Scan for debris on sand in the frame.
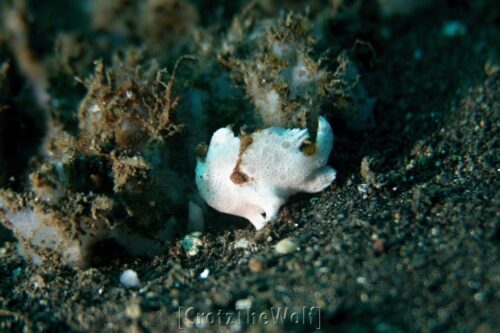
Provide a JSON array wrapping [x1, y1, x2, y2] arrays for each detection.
[[120, 269, 140, 289]]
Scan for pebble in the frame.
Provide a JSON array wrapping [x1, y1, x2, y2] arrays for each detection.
[[233, 239, 252, 251], [275, 238, 298, 254], [235, 298, 252, 310], [120, 269, 140, 288], [248, 257, 265, 272], [373, 239, 385, 254], [32, 274, 46, 289], [181, 232, 203, 256], [474, 292, 486, 302], [125, 302, 141, 320], [356, 276, 368, 285], [199, 268, 210, 279]]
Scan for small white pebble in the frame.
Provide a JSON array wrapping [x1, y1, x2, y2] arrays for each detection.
[[474, 292, 486, 302], [199, 268, 210, 279], [275, 238, 298, 254], [235, 298, 252, 310], [233, 239, 251, 250], [194, 317, 209, 329], [356, 276, 368, 285], [120, 269, 140, 288], [125, 302, 141, 319]]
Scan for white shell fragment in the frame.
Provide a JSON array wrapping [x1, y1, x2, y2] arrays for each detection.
[[196, 116, 336, 230], [120, 269, 140, 288], [275, 237, 299, 254]]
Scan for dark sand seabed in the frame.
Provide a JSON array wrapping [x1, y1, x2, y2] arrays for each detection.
[[0, 1, 499, 332]]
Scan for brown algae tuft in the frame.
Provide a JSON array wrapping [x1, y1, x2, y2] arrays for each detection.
[[0, 56, 189, 267]]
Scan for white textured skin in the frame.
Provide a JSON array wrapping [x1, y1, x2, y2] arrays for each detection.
[[196, 116, 336, 230]]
